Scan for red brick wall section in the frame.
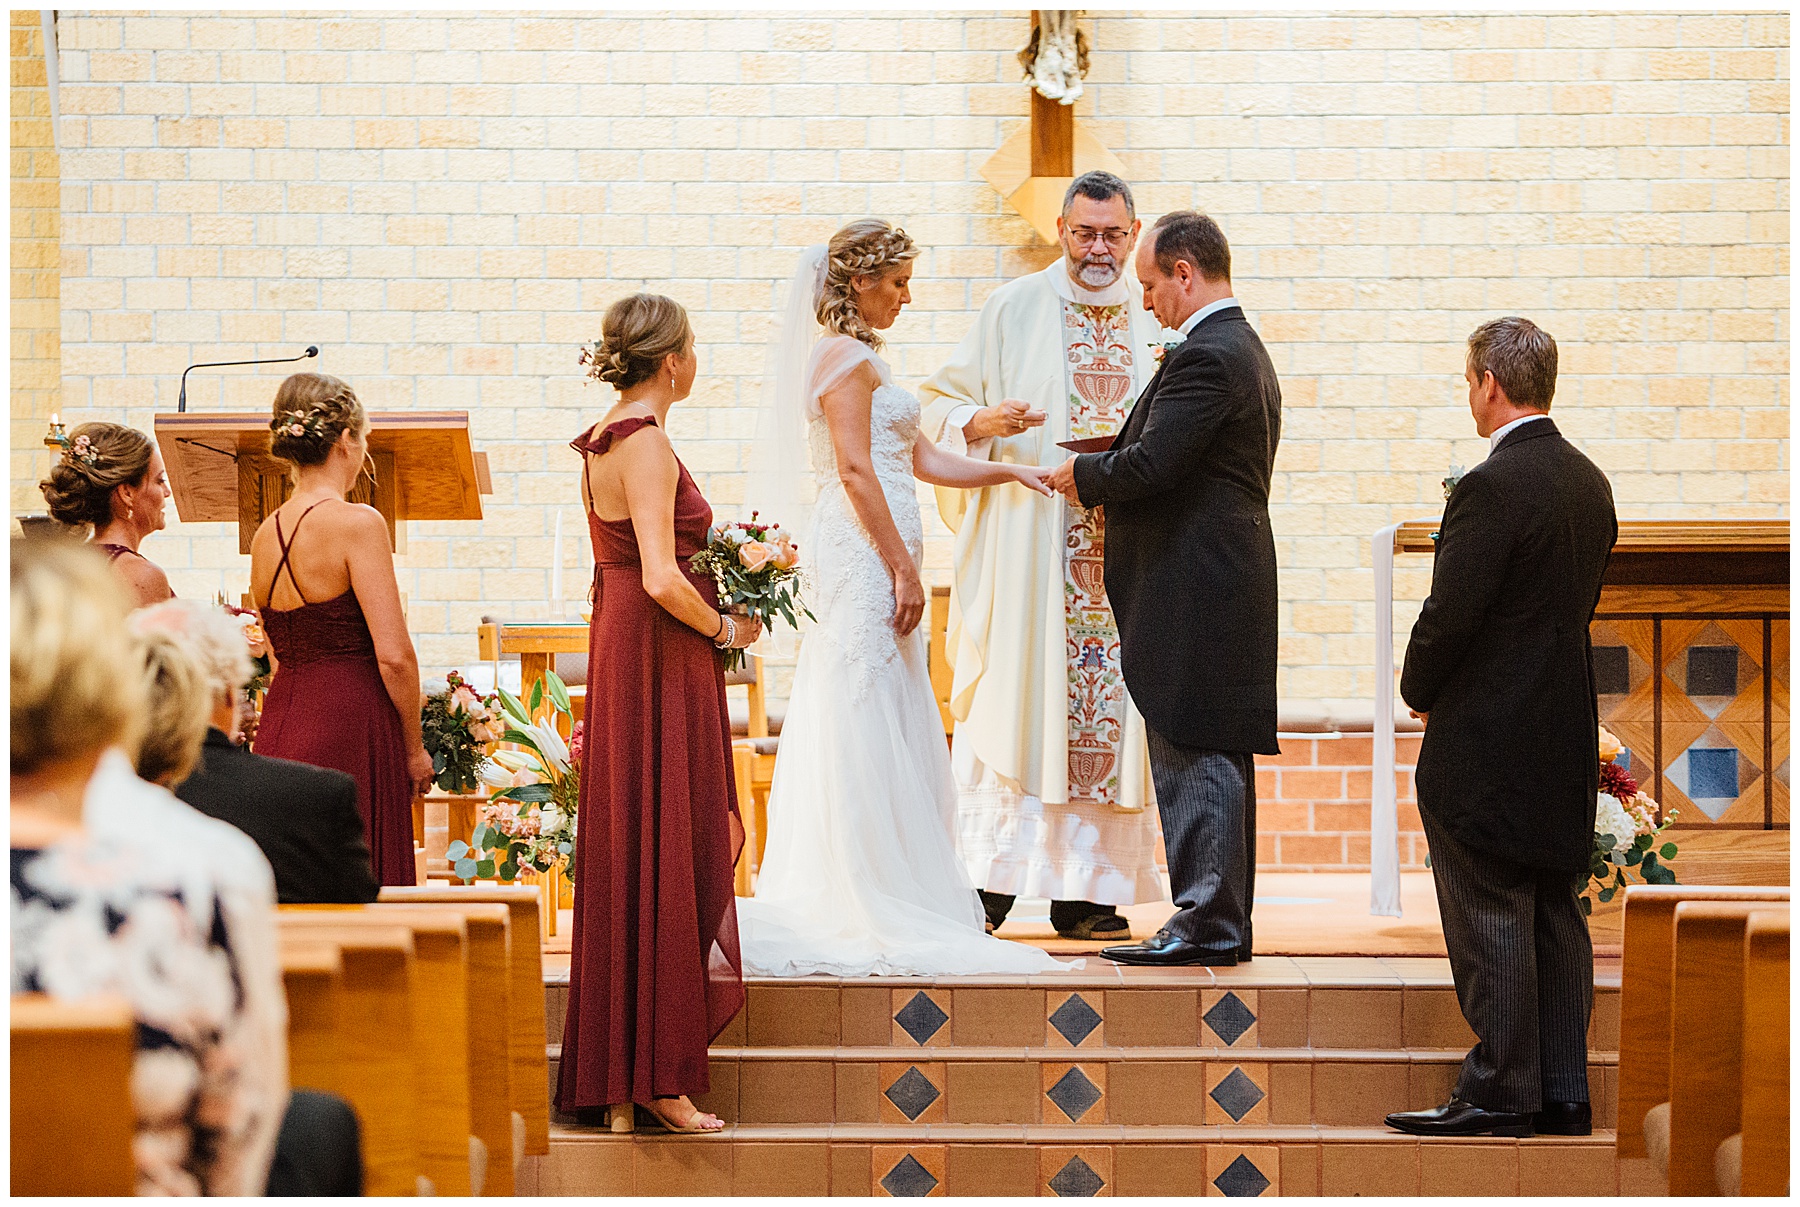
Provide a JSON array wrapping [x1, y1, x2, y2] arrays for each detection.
[[1254, 735, 1425, 872]]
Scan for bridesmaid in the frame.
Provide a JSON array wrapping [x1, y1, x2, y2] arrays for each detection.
[[557, 294, 761, 1134], [38, 421, 175, 607], [248, 373, 432, 885]]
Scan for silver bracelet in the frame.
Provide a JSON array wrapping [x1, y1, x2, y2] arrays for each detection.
[[713, 614, 736, 649]]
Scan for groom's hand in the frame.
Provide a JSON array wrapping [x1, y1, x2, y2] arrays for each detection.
[[1045, 456, 1082, 504]]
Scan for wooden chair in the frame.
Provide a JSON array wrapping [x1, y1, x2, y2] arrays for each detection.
[[11, 994, 136, 1196], [1734, 909, 1789, 1195], [727, 655, 778, 893], [1616, 884, 1789, 1161], [272, 923, 420, 1196], [929, 584, 953, 735], [1654, 900, 1790, 1194], [379, 884, 551, 1159], [281, 908, 474, 1196]]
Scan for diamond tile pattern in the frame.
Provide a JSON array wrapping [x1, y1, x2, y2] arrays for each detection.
[[1208, 1066, 1266, 1122], [880, 1154, 939, 1197], [1045, 1066, 1103, 1122], [1593, 645, 1629, 696], [1213, 1153, 1271, 1197], [1048, 994, 1102, 1046], [894, 992, 949, 1044], [1047, 1156, 1106, 1197], [883, 1067, 941, 1122], [1203, 991, 1257, 1046]]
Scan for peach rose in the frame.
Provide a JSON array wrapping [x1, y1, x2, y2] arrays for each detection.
[[772, 540, 799, 570], [738, 540, 774, 572], [1597, 725, 1622, 764]]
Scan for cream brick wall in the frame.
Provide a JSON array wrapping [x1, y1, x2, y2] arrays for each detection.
[[34, 10, 1790, 701], [12, 10, 61, 514]]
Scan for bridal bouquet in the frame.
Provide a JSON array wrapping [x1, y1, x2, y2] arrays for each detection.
[[421, 670, 504, 794], [219, 600, 272, 697], [1579, 724, 1680, 914], [453, 670, 581, 883], [688, 511, 811, 672]]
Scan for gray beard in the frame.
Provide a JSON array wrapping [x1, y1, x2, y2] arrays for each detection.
[[1073, 258, 1120, 289]]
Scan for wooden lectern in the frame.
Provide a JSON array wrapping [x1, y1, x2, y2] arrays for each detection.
[[153, 412, 492, 552]]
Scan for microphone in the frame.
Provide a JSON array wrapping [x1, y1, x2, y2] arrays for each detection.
[[177, 346, 319, 412]]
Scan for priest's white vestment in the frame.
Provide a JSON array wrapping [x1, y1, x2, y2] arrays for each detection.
[[920, 261, 1172, 905]]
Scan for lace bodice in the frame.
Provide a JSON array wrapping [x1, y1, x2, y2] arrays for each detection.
[[805, 378, 924, 697]]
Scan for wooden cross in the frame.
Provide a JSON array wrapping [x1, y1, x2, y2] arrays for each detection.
[[1029, 11, 1075, 177]]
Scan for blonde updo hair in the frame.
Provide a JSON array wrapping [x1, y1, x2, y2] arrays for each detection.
[[586, 294, 694, 390], [269, 372, 366, 467], [816, 219, 919, 350], [129, 626, 213, 788], [38, 422, 156, 530], [11, 539, 147, 775]]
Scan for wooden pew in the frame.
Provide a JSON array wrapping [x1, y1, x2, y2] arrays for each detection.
[[1657, 901, 1789, 1194], [1735, 909, 1789, 1195], [11, 994, 136, 1196], [1616, 884, 1789, 1159], [281, 909, 474, 1196], [273, 920, 420, 1196], [379, 884, 551, 1158], [280, 939, 345, 1096]]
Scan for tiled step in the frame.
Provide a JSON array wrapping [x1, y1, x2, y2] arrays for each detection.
[[520, 1122, 1625, 1196], [544, 971, 1622, 1056], [546, 1045, 1621, 1131]]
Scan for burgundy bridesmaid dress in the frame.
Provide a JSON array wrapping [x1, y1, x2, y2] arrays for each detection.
[[556, 416, 745, 1112], [253, 502, 416, 887]]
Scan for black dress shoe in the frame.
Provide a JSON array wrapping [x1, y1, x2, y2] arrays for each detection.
[[1533, 1100, 1591, 1136], [1100, 930, 1236, 966], [1384, 1097, 1533, 1137]]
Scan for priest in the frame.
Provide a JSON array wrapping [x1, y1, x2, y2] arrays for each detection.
[[919, 171, 1175, 940]]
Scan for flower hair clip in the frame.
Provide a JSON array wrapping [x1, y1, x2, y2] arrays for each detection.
[[61, 433, 102, 467], [273, 408, 331, 442]]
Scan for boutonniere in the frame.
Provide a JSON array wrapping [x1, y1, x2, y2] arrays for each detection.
[[1441, 464, 1466, 501], [1150, 338, 1184, 365]]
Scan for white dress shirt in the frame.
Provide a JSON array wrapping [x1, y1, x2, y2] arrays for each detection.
[[1178, 295, 1240, 336], [1488, 412, 1550, 452]]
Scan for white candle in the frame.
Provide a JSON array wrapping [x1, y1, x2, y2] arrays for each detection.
[[551, 508, 564, 618]]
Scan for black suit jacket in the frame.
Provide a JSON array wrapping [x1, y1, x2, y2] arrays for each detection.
[[1401, 419, 1617, 872], [176, 728, 379, 904], [1071, 304, 1283, 755]]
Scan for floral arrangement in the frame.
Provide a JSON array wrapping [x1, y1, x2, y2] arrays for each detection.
[[1442, 464, 1466, 501], [61, 432, 101, 466], [1580, 724, 1679, 914], [688, 511, 811, 672], [451, 671, 581, 883], [1150, 337, 1184, 364], [221, 602, 273, 698], [272, 408, 330, 442], [420, 670, 504, 794]]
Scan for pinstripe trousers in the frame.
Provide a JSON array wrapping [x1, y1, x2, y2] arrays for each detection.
[[1420, 806, 1592, 1112], [1145, 729, 1256, 958]]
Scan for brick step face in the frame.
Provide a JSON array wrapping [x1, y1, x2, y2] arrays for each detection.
[[521, 1128, 1629, 1196], [544, 982, 1622, 1055]]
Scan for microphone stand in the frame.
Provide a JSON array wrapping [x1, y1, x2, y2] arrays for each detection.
[[177, 346, 320, 412]]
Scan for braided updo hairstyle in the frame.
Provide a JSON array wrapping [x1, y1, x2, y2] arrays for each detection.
[[584, 294, 694, 391], [816, 219, 919, 350], [268, 372, 366, 467], [39, 422, 156, 531]]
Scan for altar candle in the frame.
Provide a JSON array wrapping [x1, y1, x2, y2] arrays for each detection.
[[551, 508, 564, 617]]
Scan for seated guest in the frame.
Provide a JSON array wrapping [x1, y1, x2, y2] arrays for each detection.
[[135, 599, 378, 904], [10, 539, 284, 1194], [38, 420, 176, 608]]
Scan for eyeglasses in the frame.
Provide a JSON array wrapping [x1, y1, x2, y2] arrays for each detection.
[[1067, 227, 1133, 249]]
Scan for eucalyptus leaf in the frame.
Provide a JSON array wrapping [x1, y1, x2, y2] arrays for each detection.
[[454, 856, 479, 880], [447, 840, 470, 860], [1598, 885, 1616, 902], [475, 857, 496, 879], [1660, 842, 1678, 859], [499, 860, 518, 881]]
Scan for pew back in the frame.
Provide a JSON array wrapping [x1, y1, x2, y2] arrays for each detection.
[[10, 994, 136, 1196], [1616, 883, 1788, 1157], [379, 884, 550, 1154], [1739, 909, 1789, 1196], [279, 940, 345, 1096]]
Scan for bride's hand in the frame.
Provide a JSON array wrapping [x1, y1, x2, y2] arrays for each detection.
[[1010, 464, 1058, 498], [891, 563, 926, 637]]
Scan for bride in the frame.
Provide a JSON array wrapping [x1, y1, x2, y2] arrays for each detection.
[[738, 220, 1079, 976]]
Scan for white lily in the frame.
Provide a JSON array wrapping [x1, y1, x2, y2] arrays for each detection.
[[525, 719, 571, 775], [477, 760, 514, 789], [490, 748, 540, 773]]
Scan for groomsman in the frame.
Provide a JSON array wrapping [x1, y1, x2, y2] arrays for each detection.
[[1047, 211, 1282, 966], [1386, 318, 1616, 1138]]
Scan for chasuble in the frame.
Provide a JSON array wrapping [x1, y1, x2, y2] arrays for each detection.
[[920, 260, 1176, 905]]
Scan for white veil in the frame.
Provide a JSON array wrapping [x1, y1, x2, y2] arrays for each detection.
[[744, 244, 830, 541]]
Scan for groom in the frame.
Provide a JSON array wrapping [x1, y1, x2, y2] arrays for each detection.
[[1046, 211, 1281, 966]]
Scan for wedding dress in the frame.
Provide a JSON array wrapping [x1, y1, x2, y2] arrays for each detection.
[[737, 333, 1075, 977]]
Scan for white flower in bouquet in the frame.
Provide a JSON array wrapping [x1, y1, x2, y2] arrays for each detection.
[[523, 719, 571, 774], [1595, 792, 1637, 854], [490, 748, 539, 773], [478, 761, 514, 790], [539, 805, 561, 833]]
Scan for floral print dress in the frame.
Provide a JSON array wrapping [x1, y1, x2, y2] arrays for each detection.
[[11, 834, 278, 1196]]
